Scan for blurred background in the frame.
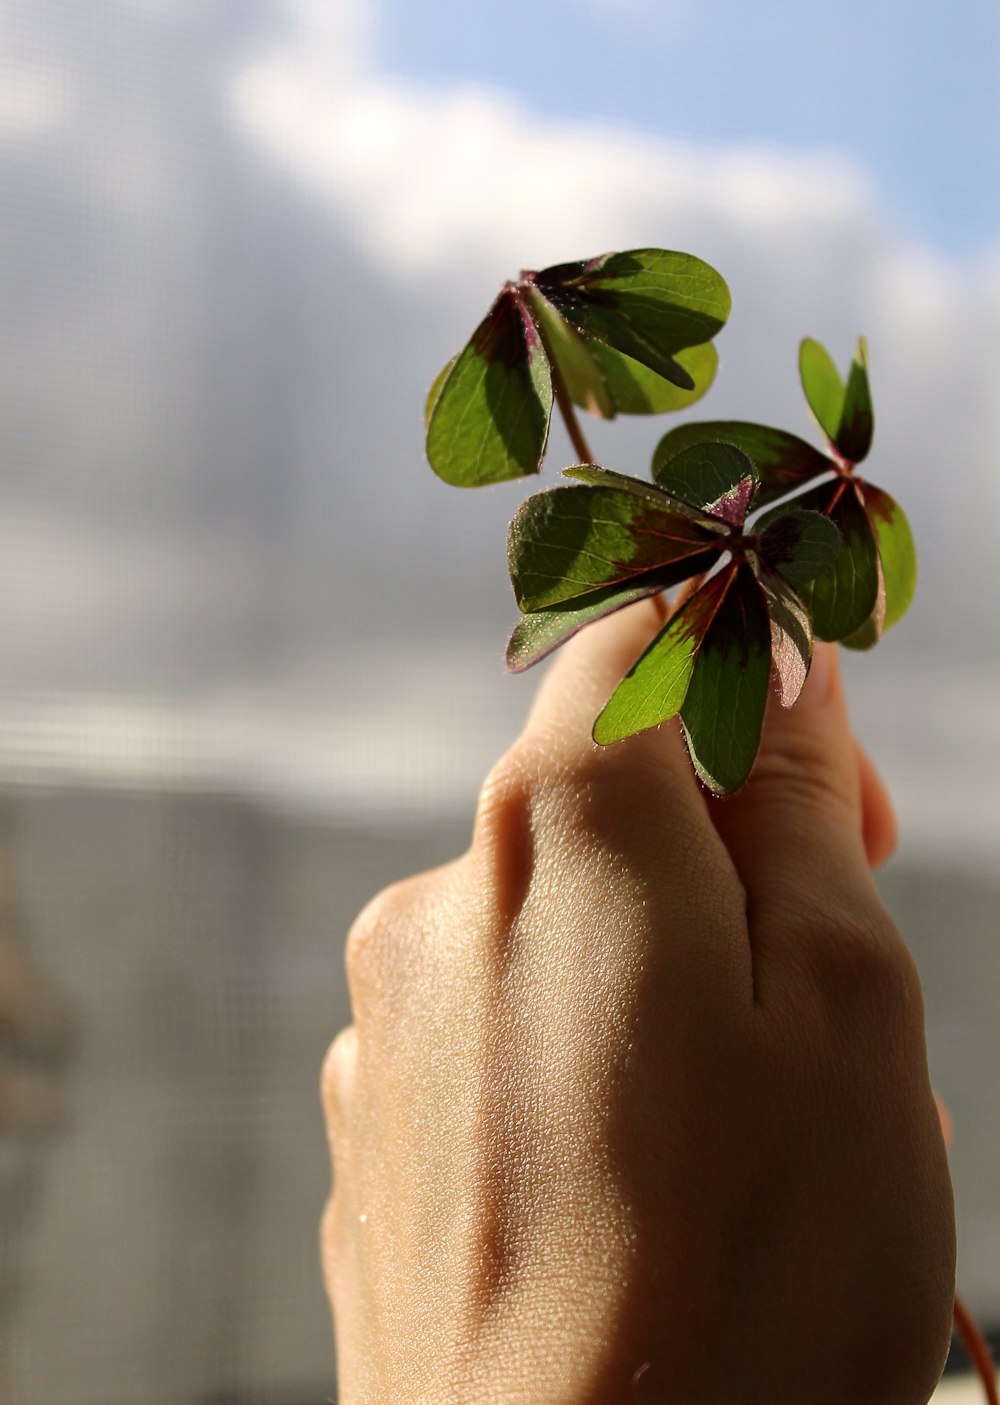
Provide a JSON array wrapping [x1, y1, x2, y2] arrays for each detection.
[[0, 0, 998, 1400]]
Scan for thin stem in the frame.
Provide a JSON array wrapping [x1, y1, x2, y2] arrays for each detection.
[[522, 303, 594, 464], [954, 1292, 999, 1405], [551, 361, 595, 465]]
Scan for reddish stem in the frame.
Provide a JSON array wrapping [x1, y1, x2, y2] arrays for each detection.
[[521, 290, 595, 465], [556, 388, 594, 463], [954, 1291, 999, 1405], [550, 358, 594, 464]]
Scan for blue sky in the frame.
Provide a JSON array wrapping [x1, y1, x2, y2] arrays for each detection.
[[375, 0, 1000, 258]]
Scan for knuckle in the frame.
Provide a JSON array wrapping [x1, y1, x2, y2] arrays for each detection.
[[753, 758, 857, 837], [473, 738, 613, 869], [807, 904, 923, 1027], [320, 1025, 357, 1123], [472, 745, 542, 925], [344, 875, 422, 994], [754, 722, 854, 798], [476, 738, 603, 831], [473, 746, 537, 841]]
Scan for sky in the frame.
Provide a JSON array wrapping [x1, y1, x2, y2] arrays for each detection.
[[373, 0, 1000, 260], [1, 0, 1000, 841]]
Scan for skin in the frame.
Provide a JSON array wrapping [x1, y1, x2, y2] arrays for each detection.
[[322, 598, 956, 1405]]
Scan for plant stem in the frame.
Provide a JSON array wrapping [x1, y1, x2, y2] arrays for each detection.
[[514, 277, 594, 463], [551, 367, 595, 464], [954, 1292, 999, 1405], [529, 320, 594, 464]]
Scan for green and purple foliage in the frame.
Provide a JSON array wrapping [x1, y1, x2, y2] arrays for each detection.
[[424, 249, 916, 794]]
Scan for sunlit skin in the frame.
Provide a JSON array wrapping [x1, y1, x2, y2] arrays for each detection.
[[322, 602, 955, 1405]]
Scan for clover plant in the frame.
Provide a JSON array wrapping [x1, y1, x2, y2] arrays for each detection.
[[424, 248, 913, 795], [422, 246, 996, 1399]]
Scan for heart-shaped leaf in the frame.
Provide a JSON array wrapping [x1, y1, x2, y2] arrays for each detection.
[[505, 561, 714, 672], [535, 249, 730, 386], [760, 573, 812, 707], [799, 337, 844, 446], [520, 286, 614, 419], [523, 285, 718, 419], [680, 565, 772, 794], [653, 420, 831, 508], [863, 483, 916, 630], [840, 543, 887, 652], [792, 481, 880, 641], [651, 441, 758, 525], [508, 482, 720, 612], [561, 463, 727, 530], [837, 338, 874, 463], [592, 567, 736, 745], [426, 288, 552, 486], [425, 354, 457, 428], [799, 336, 873, 463], [757, 507, 842, 589], [577, 339, 718, 416]]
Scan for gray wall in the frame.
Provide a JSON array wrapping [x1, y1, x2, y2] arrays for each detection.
[[1, 782, 996, 1404]]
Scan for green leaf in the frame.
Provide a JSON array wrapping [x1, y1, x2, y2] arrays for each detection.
[[505, 567, 707, 673], [793, 481, 880, 641], [757, 507, 842, 589], [653, 420, 831, 509], [522, 284, 717, 419], [799, 336, 874, 463], [592, 567, 735, 744], [837, 338, 874, 463], [535, 248, 730, 387], [426, 288, 552, 486], [424, 355, 457, 428], [840, 532, 887, 652], [520, 286, 614, 419], [840, 601, 883, 651], [507, 482, 720, 612], [863, 483, 916, 630], [650, 441, 757, 525], [799, 337, 845, 445], [579, 340, 718, 416], [760, 573, 812, 708], [561, 463, 727, 530], [680, 565, 772, 794]]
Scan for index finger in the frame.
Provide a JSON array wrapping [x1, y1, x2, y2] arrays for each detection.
[[488, 598, 751, 994], [521, 594, 694, 796]]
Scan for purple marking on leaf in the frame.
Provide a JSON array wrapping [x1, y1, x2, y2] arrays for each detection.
[[861, 479, 894, 526], [534, 252, 611, 290], [676, 563, 739, 648], [711, 474, 755, 526], [471, 289, 533, 369], [509, 285, 542, 356]]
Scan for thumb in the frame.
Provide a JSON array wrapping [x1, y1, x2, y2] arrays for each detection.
[[708, 642, 876, 927]]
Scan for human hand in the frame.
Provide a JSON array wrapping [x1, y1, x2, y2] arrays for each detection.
[[322, 598, 955, 1405]]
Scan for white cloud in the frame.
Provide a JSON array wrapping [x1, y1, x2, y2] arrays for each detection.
[[230, 8, 874, 286]]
